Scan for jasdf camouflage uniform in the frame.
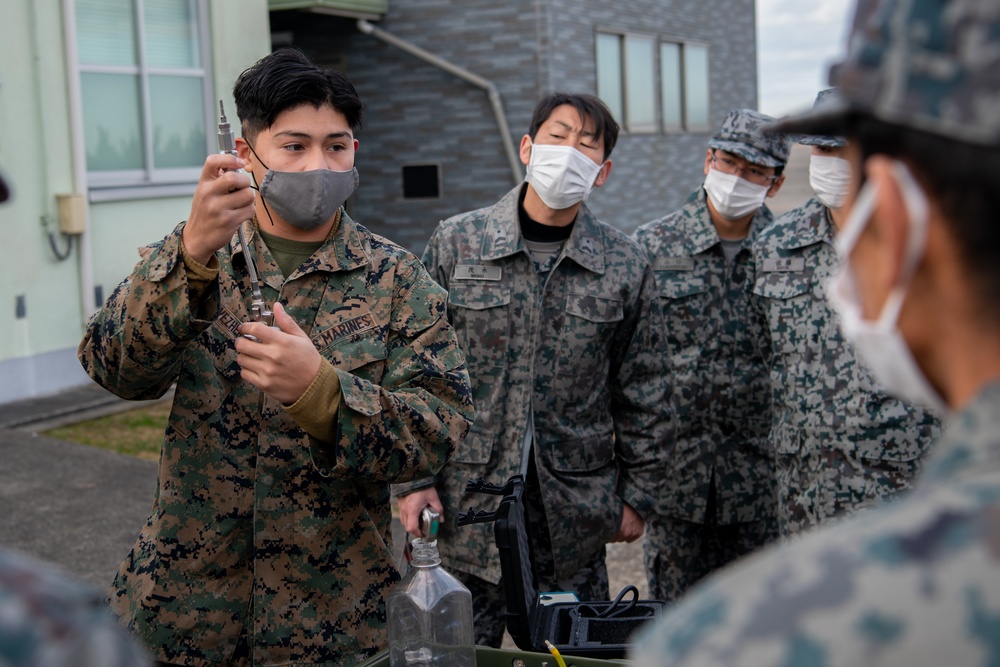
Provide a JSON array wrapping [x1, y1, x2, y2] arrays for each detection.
[[751, 198, 939, 535], [631, 0, 1000, 662], [632, 109, 788, 602], [634, 191, 777, 602], [0, 548, 150, 666], [78, 212, 473, 666], [398, 184, 672, 643], [630, 379, 1000, 666]]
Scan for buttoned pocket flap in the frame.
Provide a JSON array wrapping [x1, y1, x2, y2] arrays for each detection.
[[452, 428, 495, 465], [752, 271, 812, 300], [546, 435, 614, 473], [565, 293, 624, 323], [658, 278, 709, 300], [447, 281, 512, 311]]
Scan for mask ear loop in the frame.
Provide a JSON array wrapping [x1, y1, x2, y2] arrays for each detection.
[[245, 141, 276, 227]]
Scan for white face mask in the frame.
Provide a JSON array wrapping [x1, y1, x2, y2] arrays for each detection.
[[809, 154, 852, 210], [703, 168, 770, 220], [525, 142, 604, 210], [826, 160, 947, 414]]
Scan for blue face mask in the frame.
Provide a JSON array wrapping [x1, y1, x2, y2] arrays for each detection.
[[248, 143, 359, 230]]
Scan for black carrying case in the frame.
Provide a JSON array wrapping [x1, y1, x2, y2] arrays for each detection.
[[459, 475, 664, 660]]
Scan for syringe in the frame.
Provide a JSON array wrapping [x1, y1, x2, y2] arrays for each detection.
[[217, 100, 272, 326]]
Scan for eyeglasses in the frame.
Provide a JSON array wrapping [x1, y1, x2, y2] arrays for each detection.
[[710, 151, 779, 187]]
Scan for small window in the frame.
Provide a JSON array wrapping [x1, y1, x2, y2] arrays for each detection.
[[596, 33, 624, 123], [402, 164, 441, 199], [660, 40, 711, 133], [596, 32, 657, 133], [660, 42, 683, 132], [684, 44, 711, 130], [76, 0, 212, 191]]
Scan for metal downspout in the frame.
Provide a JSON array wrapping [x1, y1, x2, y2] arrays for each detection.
[[356, 19, 523, 186]]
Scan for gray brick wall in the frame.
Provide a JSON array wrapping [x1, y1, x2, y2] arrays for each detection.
[[269, 0, 758, 254]]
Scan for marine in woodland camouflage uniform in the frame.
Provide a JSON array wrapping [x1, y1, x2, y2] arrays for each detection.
[[78, 50, 473, 666], [632, 109, 788, 602], [631, 0, 1000, 663], [0, 548, 150, 667], [395, 94, 672, 646], [750, 91, 939, 536]]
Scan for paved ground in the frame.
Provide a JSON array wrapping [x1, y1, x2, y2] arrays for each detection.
[[0, 383, 650, 600]]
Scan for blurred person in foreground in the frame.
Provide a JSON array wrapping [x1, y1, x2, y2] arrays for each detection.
[[631, 0, 1000, 663]]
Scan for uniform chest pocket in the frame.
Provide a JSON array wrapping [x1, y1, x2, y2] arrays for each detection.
[[447, 280, 512, 374], [752, 271, 815, 356], [554, 293, 624, 383], [314, 309, 389, 385], [657, 275, 711, 356]]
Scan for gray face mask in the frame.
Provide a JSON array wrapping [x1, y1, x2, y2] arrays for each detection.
[[248, 143, 359, 230]]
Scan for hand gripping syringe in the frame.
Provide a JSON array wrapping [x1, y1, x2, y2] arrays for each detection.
[[217, 100, 273, 326]]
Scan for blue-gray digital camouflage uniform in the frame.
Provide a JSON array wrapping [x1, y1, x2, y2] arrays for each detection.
[[751, 196, 939, 535], [0, 548, 150, 667], [632, 109, 787, 602], [631, 0, 1000, 663], [78, 211, 473, 666], [399, 184, 671, 622]]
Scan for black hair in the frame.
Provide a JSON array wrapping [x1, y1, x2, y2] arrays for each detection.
[[527, 93, 620, 160], [233, 47, 363, 142], [849, 115, 1000, 318]]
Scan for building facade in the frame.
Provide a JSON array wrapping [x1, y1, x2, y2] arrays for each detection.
[[0, 0, 758, 405]]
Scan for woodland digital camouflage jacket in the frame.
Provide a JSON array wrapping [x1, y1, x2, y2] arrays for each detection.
[[750, 197, 938, 534], [402, 185, 672, 584], [633, 188, 776, 527], [78, 212, 473, 666]]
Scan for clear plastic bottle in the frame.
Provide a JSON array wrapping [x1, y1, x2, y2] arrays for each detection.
[[387, 538, 475, 667]]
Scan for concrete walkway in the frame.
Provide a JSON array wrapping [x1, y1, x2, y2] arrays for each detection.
[[0, 383, 650, 600]]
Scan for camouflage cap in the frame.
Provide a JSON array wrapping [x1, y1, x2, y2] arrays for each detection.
[[796, 89, 848, 148], [708, 108, 790, 168], [774, 0, 1000, 147]]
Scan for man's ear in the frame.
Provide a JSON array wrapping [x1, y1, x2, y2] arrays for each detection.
[[519, 135, 533, 166], [766, 174, 786, 198], [867, 156, 911, 290], [235, 136, 251, 162], [703, 149, 714, 176], [594, 160, 613, 188]]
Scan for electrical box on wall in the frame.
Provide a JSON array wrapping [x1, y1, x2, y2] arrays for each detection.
[[56, 193, 87, 235]]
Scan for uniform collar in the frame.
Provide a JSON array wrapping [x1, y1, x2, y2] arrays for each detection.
[[774, 197, 837, 251], [481, 185, 607, 275], [682, 188, 772, 256], [230, 208, 368, 288]]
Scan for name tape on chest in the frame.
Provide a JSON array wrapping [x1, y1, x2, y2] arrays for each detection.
[[653, 256, 695, 271], [313, 312, 377, 349], [452, 264, 503, 281], [762, 257, 806, 273]]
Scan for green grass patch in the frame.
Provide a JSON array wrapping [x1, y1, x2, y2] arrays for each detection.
[[44, 401, 171, 461]]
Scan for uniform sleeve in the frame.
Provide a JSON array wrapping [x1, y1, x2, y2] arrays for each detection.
[[313, 252, 474, 484], [78, 223, 219, 401], [610, 262, 675, 519]]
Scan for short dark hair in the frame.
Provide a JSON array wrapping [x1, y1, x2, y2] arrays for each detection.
[[233, 47, 363, 142], [527, 93, 620, 160], [849, 115, 1000, 321]]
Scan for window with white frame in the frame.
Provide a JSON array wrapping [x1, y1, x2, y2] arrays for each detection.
[[76, 0, 212, 192], [596, 32, 657, 133], [597, 30, 711, 134]]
